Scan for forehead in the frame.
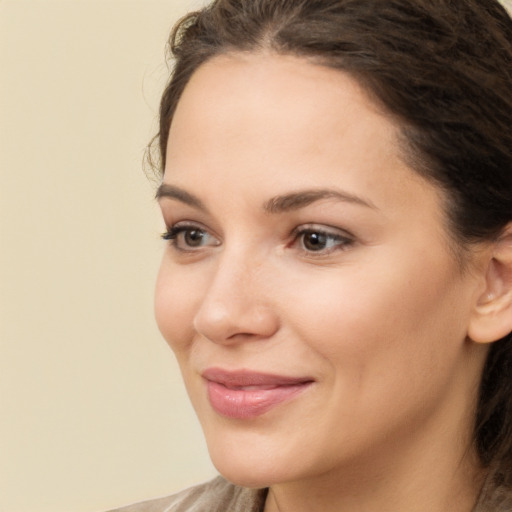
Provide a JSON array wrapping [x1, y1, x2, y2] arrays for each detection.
[[171, 52, 390, 129], [169, 54, 423, 198], [168, 53, 398, 177]]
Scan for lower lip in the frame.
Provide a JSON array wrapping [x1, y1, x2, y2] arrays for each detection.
[[206, 380, 312, 419]]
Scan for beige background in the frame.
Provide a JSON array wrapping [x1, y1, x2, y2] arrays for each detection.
[[2, 1, 512, 512], [0, 1, 216, 511]]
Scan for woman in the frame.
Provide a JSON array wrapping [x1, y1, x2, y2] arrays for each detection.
[[111, 0, 512, 510]]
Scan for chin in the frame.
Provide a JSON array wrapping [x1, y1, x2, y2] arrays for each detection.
[[204, 428, 296, 489], [211, 455, 285, 489]]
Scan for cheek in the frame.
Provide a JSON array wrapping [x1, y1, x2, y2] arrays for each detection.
[[281, 256, 468, 386], [275, 264, 472, 453], [154, 259, 200, 354]]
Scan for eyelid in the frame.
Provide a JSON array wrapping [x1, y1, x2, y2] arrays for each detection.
[[292, 223, 355, 240], [162, 220, 213, 235]]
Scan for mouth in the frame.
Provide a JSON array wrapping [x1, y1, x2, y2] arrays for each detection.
[[202, 368, 314, 419]]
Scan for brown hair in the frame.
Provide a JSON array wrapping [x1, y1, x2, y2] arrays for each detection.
[[153, 0, 512, 481]]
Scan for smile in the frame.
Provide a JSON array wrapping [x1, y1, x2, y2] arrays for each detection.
[[202, 368, 314, 419]]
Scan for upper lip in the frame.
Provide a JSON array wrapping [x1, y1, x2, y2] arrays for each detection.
[[202, 367, 314, 387]]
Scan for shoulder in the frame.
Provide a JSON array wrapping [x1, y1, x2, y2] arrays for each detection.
[[106, 476, 267, 512], [473, 469, 512, 512], [474, 486, 512, 512]]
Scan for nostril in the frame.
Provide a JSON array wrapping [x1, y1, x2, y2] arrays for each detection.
[[193, 299, 279, 345]]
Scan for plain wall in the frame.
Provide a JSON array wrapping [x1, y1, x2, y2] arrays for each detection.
[[1, 1, 512, 512], [0, 2, 216, 512]]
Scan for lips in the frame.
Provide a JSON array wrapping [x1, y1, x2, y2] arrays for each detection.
[[202, 368, 314, 419]]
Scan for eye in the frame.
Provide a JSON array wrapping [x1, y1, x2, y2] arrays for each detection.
[[162, 223, 220, 251], [293, 226, 354, 254]]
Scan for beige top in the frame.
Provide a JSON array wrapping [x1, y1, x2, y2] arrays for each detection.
[[107, 477, 266, 512], [108, 473, 512, 512]]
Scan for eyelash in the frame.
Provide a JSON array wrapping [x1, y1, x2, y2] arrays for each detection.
[[161, 223, 218, 252], [161, 224, 354, 255]]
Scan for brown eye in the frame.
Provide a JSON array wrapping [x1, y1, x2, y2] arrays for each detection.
[[183, 229, 206, 247], [295, 228, 353, 254], [302, 231, 328, 251], [162, 225, 219, 251]]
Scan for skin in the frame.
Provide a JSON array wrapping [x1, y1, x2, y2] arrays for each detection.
[[155, 53, 493, 512]]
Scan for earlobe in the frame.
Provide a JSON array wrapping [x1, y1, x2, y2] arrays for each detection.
[[468, 225, 512, 344]]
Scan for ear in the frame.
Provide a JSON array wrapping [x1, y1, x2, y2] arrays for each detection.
[[468, 224, 512, 344]]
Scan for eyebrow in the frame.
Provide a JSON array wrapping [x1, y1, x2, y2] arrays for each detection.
[[264, 189, 377, 213], [156, 183, 376, 213], [156, 183, 208, 212]]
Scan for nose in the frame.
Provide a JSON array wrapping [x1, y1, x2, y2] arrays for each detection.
[[193, 251, 280, 344]]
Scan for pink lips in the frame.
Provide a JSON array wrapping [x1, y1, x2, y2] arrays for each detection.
[[203, 368, 314, 419]]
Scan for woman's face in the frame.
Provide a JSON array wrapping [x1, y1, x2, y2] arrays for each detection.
[[155, 53, 488, 488]]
